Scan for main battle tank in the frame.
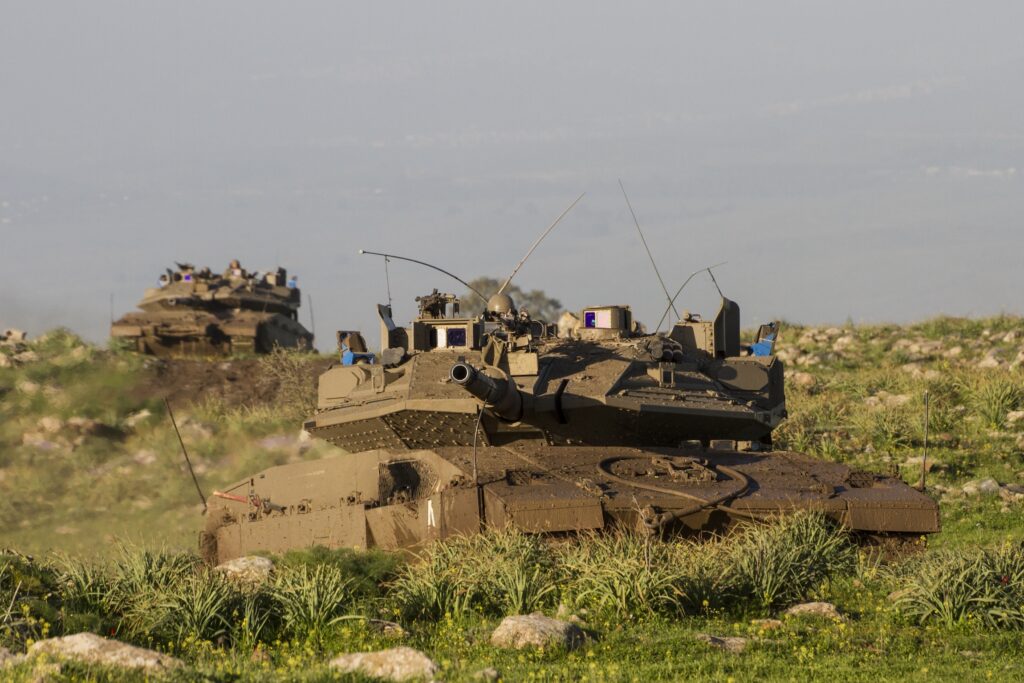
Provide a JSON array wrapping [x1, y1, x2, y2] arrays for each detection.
[[203, 287, 939, 563], [111, 262, 314, 356]]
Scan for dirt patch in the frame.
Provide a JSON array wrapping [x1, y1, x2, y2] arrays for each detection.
[[131, 356, 334, 410]]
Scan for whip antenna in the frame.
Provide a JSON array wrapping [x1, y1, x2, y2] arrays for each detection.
[[496, 192, 585, 295], [655, 262, 728, 333], [359, 250, 488, 304], [619, 179, 679, 321], [164, 397, 207, 512]]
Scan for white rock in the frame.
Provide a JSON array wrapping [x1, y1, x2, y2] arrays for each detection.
[[27, 633, 182, 672], [2, 328, 27, 342], [978, 351, 1003, 369], [1006, 410, 1024, 426], [789, 371, 817, 388], [132, 449, 158, 466], [695, 633, 748, 653], [944, 346, 963, 358], [0, 354, 12, 368], [490, 613, 584, 650], [12, 350, 39, 364], [215, 556, 275, 587], [783, 602, 842, 620], [16, 380, 40, 394], [123, 409, 152, 429], [37, 416, 65, 433], [329, 647, 438, 682], [66, 416, 102, 435], [1004, 331, 1018, 343], [832, 335, 855, 352], [963, 478, 1001, 497], [978, 478, 1002, 495]]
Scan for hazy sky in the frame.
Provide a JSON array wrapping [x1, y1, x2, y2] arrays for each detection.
[[2, 2, 1022, 348]]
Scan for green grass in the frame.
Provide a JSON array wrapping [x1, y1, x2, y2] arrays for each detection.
[[4, 316, 1024, 680]]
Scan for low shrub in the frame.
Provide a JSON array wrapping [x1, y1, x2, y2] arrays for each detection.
[[893, 544, 1024, 629]]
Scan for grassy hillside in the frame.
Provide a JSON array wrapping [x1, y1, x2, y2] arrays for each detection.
[[2, 318, 1024, 681]]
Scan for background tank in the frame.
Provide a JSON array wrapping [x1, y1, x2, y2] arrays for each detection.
[[202, 288, 939, 563], [111, 262, 314, 356]]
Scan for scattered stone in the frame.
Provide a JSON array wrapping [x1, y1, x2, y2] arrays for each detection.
[[473, 667, 501, 681], [1007, 410, 1024, 426], [0, 354, 12, 368], [215, 556, 274, 587], [783, 602, 842, 620], [695, 633, 749, 653], [789, 371, 817, 388], [490, 613, 584, 651], [1004, 331, 1018, 343], [16, 379, 40, 394], [123, 409, 152, 429], [944, 345, 963, 358], [365, 619, 407, 639], [998, 486, 1024, 504], [1, 328, 28, 343], [962, 478, 1001, 497], [902, 455, 945, 473], [12, 350, 39, 364], [132, 449, 158, 466], [66, 416, 103, 436], [978, 350, 1003, 369], [28, 633, 182, 672], [180, 417, 214, 439], [329, 647, 438, 682], [37, 416, 65, 433], [832, 335, 855, 352], [0, 646, 16, 666]]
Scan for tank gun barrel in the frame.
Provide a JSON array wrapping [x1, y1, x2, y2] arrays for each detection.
[[449, 362, 523, 421]]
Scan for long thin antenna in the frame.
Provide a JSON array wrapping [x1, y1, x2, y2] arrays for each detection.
[[919, 391, 930, 491], [307, 294, 316, 341], [164, 397, 207, 511], [619, 179, 679, 321], [359, 250, 488, 303], [497, 192, 585, 295], [655, 262, 728, 332], [383, 256, 393, 308]]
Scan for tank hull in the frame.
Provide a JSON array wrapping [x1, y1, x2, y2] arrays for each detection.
[[111, 310, 313, 357], [202, 444, 940, 564]]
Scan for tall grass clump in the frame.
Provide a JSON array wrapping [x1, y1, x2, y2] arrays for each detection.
[[101, 544, 199, 641], [558, 532, 699, 617], [962, 373, 1023, 428], [893, 544, 1024, 629], [390, 529, 557, 620], [723, 512, 856, 610], [272, 563, 354, 648]]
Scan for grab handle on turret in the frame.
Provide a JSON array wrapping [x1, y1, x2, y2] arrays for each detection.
[[450, 362, 524, 422]]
